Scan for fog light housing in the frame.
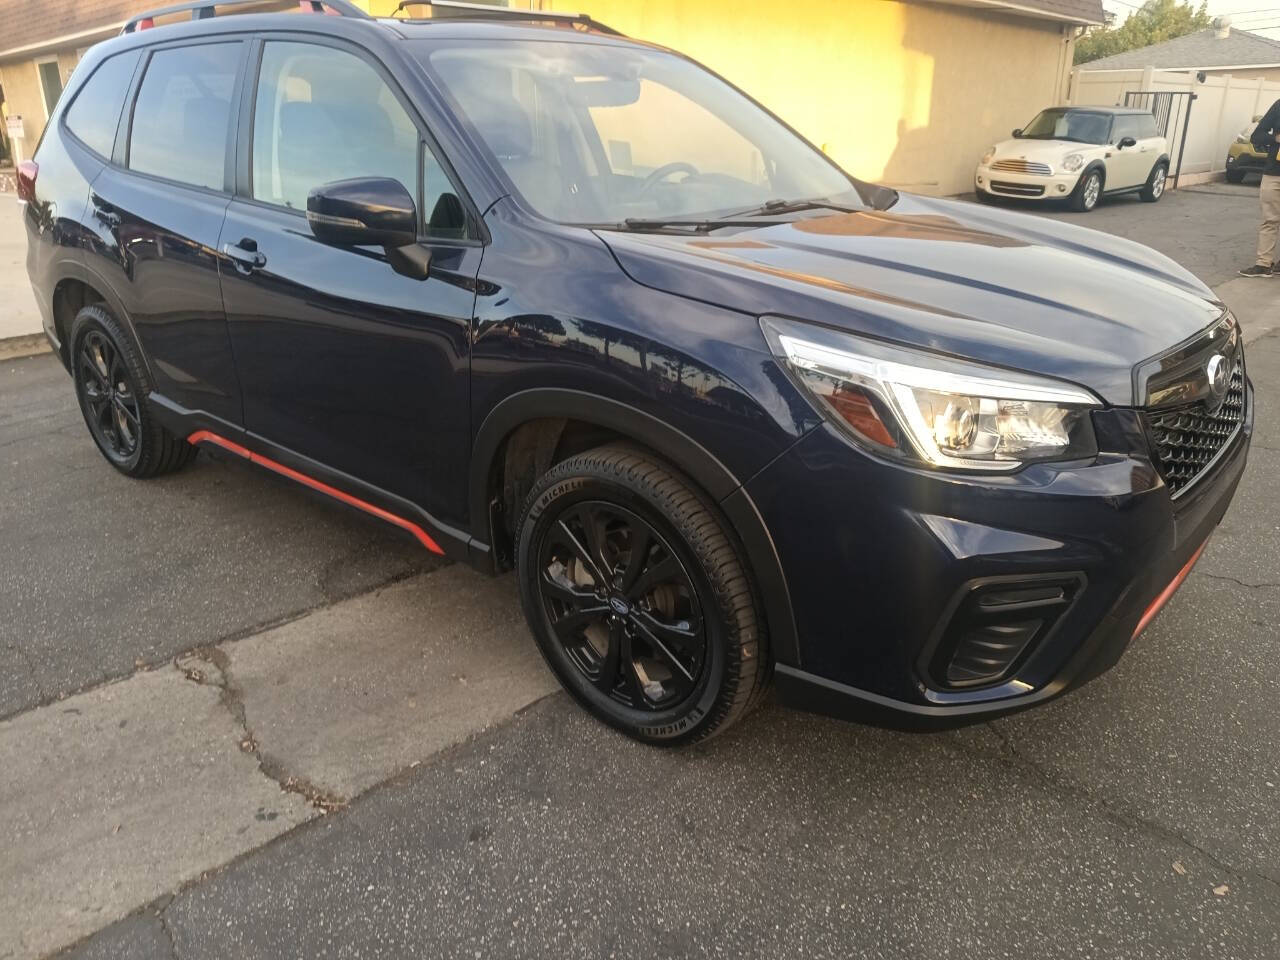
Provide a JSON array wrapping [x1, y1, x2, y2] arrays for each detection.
[[1057, 184, 1067, 193]]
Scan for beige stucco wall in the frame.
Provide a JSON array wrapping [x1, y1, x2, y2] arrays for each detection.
[[525, 0, 1078, 197], [1, 48, 83, 162]]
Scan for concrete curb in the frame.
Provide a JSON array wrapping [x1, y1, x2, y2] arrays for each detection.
[[0, 333, 51, 361]]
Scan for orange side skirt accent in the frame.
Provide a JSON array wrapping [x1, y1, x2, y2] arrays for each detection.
[[187, 430, 444, 555]]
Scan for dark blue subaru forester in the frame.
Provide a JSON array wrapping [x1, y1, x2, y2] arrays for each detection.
[[21, 0, 1251, 744]]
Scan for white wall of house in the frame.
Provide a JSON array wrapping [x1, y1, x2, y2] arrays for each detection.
[[1070, 67, 1280, 183]]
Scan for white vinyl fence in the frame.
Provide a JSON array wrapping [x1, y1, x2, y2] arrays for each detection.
[[1069, 67, 1280, 185]]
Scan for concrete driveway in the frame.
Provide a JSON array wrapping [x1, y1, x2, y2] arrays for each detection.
[[2, 184, 1278, 960]]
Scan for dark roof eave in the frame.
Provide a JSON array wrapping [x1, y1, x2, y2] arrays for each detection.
[[921, 0, 1104, 25]]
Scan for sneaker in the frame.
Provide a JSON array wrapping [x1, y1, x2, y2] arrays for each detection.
[[1239, 264, 1273, 277]]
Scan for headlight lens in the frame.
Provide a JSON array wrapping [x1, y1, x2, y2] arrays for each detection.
[[980, 147, 996, 164], [1062, 152, 1084, 172], [762, 316, 1101, 471]]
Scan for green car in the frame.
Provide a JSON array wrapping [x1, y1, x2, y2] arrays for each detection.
[[1226, 115, 1266, 183]]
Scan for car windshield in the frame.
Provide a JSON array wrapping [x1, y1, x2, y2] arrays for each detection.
[[415, 39, 870, 224], [1020, 108, 1111, 145]]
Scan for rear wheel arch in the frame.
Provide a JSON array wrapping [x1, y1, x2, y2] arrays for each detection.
[[51, 278, 105, 368], [470, 389, 801, 667]]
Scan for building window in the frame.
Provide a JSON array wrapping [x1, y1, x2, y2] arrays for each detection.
[[36, 57, 64, 118]]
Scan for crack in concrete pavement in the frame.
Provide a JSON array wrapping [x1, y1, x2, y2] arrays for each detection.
[[0, 564, 448, 725], [1198, 572, 1280, 591], [973, 722, 1280, 894], [176, 650, 347, 813]]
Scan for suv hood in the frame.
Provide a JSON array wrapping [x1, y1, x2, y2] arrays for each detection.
[[597, 194, 1221, 405]]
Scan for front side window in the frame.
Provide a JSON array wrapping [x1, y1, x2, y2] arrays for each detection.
[[128, 42, 240, 190], [64, 50, 140, 158], [252, 41, 419, 215], [1020, 109, 1111, 146], [418, 40, 862, 224]]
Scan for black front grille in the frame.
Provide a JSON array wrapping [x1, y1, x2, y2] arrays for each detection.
[[1145, 360, 1245, 496], [990, 181, 1045, 197]]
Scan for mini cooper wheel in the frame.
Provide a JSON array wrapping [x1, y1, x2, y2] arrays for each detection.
[[516, 446, 769, 746], [70, 304, 197, 478], [1140, 162, 1167, 202], [1071, 169, 1102, 212]]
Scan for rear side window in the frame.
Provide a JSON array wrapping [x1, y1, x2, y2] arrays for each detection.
[[63, 50, 140, 158], [128, 42, 240, 190]]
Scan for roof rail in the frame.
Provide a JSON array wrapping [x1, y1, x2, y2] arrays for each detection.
[[122, 0, 370, 34], [393, 0, 621, 36]]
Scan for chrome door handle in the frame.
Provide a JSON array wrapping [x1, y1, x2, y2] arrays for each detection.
[[222, 238, 267, 274]]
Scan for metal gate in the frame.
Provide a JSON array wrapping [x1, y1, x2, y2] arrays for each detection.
[[1123, 90, 1197, 188]]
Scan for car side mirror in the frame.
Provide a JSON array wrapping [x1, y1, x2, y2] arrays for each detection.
[[1012, 128, 1022, 138], [307, 177, 430, 280], [1118, 136, 1137, 149]]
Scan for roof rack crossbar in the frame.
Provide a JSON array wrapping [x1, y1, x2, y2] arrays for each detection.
[[393, 0, 621, 36], [122, 0, 370, 34]]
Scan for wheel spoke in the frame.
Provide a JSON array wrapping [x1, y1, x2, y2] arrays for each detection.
[[573, 504, 614, 582], [592, 620, 624, 692], [618, 524, 652, 594], [79, 349, 109, 393], [550, 604, 610, 642], [541, 568, 597, 607], [631, 611, 697, 682], [626, 554, 681, 600], [555, 518, 608, 587]]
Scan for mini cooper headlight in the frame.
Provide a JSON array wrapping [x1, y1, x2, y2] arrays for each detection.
[[1062, 152, 1084, 172], [980, 146, 996, 165], [1236, 133, 1250, 145], [762, 316, 1101, 471]]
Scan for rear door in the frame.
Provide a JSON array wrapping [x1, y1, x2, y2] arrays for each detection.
[[219, 35, 481, 528], [84, 38, 247, 426]]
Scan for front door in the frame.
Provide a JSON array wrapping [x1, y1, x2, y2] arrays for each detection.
[[1108, 114, 1149, 189], [219, 37, 481, 529]]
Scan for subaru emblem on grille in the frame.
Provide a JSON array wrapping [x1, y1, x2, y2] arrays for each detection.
[[1206, 353, 1230, 400]]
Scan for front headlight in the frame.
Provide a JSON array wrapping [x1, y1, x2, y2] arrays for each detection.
[[762, 316, 1101, 471], [980, 146, 996, 165], [1062, 152, 1084, 172], [1236, 134, 1250, 145]]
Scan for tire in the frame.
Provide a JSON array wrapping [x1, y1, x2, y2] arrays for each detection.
[[1140, 161, 1168, 202], [516, 445, 770, 746], [69, 303, 197, 478], [1225, 168, 1246, 184], [1070, 169, 1103, 212]]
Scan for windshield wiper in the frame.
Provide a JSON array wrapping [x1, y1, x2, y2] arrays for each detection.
[[612, 217, 796, 233], [717, 197, 861, 219]]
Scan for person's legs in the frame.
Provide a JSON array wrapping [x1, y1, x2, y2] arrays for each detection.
[[1253, 174, 1280, 271]]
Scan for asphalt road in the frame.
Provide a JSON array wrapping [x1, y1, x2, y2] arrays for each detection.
[[52, 331, 1280, 960], [2, 183, 1278, 958]]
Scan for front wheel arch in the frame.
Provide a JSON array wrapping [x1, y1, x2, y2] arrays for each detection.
[[470, 389, 801, 667]]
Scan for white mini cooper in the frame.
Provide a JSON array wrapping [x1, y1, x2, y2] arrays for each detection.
[[975, 106, 1169, 212]]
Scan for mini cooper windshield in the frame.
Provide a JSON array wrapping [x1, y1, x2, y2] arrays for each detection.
[[1019, 108, 1111, 145], [419, 40, 867, 225]]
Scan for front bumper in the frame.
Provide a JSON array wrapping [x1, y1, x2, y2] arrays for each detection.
[[975, 164, 1080, 200], [748, 384, 1253, 728]]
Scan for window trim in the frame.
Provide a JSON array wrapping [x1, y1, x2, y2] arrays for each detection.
[[34, 55, 64, 121], [238, 31, 487, 246], [121, 36, 251, 198], [58, 49, 144, 163]]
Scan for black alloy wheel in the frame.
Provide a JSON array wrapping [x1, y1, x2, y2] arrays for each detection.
[[517, 446, 770, 745], [77, 328, 141, 465], [70, 304, 198, 478], [537, 499, 706, 711]]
